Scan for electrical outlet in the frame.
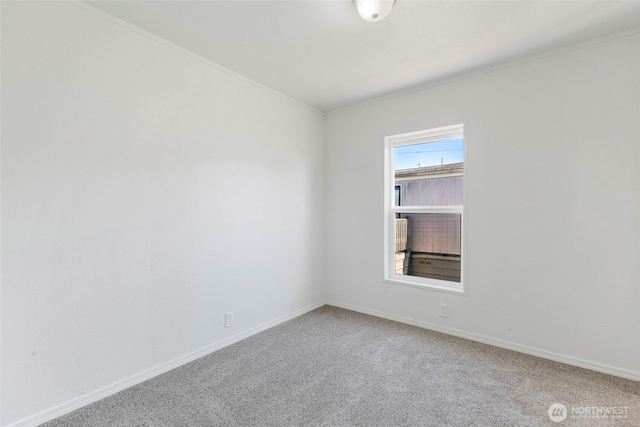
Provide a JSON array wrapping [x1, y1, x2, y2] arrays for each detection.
[[81, 386, 89, 395], [439, 303, 448, 318], [224, 312, 234, 328]]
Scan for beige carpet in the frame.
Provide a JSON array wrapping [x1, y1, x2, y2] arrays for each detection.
[[45, 305, 639, 426]]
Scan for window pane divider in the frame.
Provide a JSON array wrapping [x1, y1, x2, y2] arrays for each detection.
[[391, 205, 462, 214]]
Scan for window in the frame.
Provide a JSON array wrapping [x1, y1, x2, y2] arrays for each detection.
[[384, 124, 464, 292]]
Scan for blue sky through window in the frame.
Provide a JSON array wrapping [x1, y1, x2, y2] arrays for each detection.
[[394, 138, 463, 170]]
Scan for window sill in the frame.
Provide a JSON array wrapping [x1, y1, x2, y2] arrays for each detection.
[[383, 277, 466, 295]]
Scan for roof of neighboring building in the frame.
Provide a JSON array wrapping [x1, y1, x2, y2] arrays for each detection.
[[395, 162, 463, 179]]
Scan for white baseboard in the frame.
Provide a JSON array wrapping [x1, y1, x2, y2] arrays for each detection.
[[7, 300, 327, 427], [326, 300, 640, 382]]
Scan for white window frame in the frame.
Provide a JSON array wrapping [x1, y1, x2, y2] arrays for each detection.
[[383, 123, 465, 293]]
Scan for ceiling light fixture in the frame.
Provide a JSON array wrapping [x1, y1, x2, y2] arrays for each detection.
[[354, 0, 396, 22]]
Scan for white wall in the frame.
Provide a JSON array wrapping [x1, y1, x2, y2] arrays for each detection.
[[0, 2, 325, 425], [325, 33, 640, 380]]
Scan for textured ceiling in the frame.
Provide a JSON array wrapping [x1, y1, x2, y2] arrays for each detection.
[[85, 0, 640, 112]]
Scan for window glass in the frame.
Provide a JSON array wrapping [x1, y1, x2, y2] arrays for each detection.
[[385, 124, 464, 292]]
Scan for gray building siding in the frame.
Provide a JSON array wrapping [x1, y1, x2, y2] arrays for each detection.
[[397, 175, 462, 256]]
